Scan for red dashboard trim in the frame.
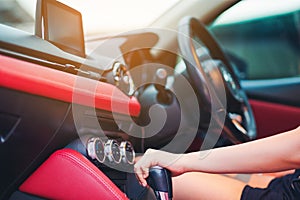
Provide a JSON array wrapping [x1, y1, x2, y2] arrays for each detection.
[[19, 149, 128, 200], [0, 55, 140, 116]]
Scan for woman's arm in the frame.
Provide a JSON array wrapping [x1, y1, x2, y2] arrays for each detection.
[[183, 126, 300, 173], [134, 126, 300, 187]]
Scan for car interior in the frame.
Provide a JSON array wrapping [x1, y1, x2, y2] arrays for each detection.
[[0, 0, 300, 199]]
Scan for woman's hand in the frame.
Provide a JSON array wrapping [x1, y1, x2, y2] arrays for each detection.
[[134, 148, 186, 187]]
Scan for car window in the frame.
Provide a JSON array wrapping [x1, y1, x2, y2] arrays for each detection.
[[210, 0, 300, 80]]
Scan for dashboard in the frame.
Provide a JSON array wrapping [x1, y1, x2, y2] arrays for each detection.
[[0, 14, 188, 199], [0, 2, 219, 198], [1, 1, 300, 199]]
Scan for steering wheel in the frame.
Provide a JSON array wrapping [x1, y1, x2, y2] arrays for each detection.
[[178, 17, 256, 144]]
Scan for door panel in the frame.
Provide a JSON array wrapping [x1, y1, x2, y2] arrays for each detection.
[[249, 99, 300, 138], [243, 79, 300, 138], [243, 78, 300, 107]]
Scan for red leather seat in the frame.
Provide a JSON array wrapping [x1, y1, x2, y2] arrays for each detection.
[[19, 149, 128, 200]]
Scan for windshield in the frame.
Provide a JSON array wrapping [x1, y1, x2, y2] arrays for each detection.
[[214, 0, 300, 25], [1, 0, 180, 36]]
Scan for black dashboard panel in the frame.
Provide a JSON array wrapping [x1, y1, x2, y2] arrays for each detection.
[[86, 31, 159, 66], [0, 88, 71, 199], [0, 24, 112, 72]]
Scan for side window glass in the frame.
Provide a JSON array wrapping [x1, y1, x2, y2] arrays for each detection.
[[210, 1, 300, 80]]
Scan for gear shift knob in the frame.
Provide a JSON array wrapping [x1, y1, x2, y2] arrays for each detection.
[[147, 166, 173, 200]]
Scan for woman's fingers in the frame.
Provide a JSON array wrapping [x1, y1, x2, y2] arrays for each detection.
[[134, 149, 158, 187], [134, 158, 150, 187], [134, 148, 185, 189]]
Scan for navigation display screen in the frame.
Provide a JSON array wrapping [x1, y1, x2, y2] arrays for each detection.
[[43, 0, 85, 57]]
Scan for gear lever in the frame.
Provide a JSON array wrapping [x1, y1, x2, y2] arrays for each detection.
[[147, 166, 173, 200]]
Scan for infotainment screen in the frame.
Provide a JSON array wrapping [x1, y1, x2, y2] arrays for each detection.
[[37, 0, 86, 57]]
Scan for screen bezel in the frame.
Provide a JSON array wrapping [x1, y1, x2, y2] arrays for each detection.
[[40, 0, 86, 57]]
